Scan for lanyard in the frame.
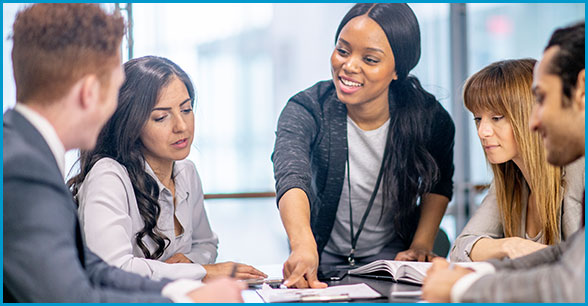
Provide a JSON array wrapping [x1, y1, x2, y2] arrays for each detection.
[[346, 130, 390, 266]]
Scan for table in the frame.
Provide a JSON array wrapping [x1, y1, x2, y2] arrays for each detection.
[[243, 264, 423, 303]]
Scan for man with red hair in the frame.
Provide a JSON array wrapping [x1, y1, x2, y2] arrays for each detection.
[[3, 3, 244, 302]]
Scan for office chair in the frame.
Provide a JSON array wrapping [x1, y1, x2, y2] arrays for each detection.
[[433, 228, 451, 258]]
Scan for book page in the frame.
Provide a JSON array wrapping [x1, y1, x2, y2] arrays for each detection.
[[349, 260, 431, 281], [349, 260, 490, 285], [396, 262, 432, 284], [348, 259, 400, 278]]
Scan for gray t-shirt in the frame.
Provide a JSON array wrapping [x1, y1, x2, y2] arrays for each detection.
[[324, 116, 396, 257]]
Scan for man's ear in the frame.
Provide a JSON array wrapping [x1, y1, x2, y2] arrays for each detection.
[[574, 69, 585, 111], [79, 74, 100, 110]]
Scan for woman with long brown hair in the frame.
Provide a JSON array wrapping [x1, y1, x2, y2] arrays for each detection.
[[69, 56, 266, 280], [450, 58, 584, 262]]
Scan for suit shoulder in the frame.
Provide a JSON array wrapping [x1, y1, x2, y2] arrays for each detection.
[[3, 130, 58, 182], [563, 156, 584, 184]]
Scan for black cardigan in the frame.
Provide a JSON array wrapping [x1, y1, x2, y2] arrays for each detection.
[[272, 80, 455, 255]]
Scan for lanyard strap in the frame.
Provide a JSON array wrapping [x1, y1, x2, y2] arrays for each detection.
[[346, 128, 391, 266]]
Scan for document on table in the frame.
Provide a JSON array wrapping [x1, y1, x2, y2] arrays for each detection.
[[256, 283, 382, 303], [391, 290, 422, 297]]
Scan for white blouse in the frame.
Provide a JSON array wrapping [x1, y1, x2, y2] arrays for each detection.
[[77, 157, 218, 280]]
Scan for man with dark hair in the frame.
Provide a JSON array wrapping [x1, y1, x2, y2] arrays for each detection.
[[422, 21, 584, 303], [532, 21, 585, 166], [3, 3, 243, 302]]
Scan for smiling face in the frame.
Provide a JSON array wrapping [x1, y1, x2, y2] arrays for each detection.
[[331, 15, 397, 108], [530, 46, 585, 166], [474, 111, 519, 165], [140, 76, 194, 170]]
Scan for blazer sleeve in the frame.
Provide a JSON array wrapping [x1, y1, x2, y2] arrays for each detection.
[[449, 184, 504, 262], [78, 158, 207, 281], [83, 246, 174, 292], [183, 165, 219, 264], [460, 229, 585, 302], [3, 173, 171, 302], [271, 93, 319, 204]]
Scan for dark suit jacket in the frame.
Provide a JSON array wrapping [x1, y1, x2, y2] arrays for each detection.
[[3, 109, 173, 302]]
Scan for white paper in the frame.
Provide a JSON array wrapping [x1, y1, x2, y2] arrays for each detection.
[[391, 290, 422, 297], [256, 283, 382, 303]]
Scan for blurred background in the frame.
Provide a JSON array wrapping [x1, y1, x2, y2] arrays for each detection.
[[3, 3, 584, 265]]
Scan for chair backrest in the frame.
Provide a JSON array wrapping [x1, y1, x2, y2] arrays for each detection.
[[433, 228, 450, 258]]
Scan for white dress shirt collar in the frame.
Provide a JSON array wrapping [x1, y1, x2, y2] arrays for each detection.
[[14, 103, 66, 178], [144, 160, 190, 201]]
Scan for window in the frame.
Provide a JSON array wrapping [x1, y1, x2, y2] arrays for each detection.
[[466, 3, 585, 186], [3, 3, 583, 263]]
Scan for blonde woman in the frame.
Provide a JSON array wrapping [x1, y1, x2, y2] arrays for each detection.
[[449, 59, 584, 262]]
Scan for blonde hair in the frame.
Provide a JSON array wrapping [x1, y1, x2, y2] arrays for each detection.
[[463, 58, 564, 245]]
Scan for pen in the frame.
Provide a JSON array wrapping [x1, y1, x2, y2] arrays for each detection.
[[230, 263, 238, 278], [245, 278, 283, 288]]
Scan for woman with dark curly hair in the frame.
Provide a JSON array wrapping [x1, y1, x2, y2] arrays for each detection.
[[69, 55, 266, 281]]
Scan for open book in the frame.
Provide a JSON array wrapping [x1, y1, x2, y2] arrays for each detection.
[[348, 260, 483, 285]]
